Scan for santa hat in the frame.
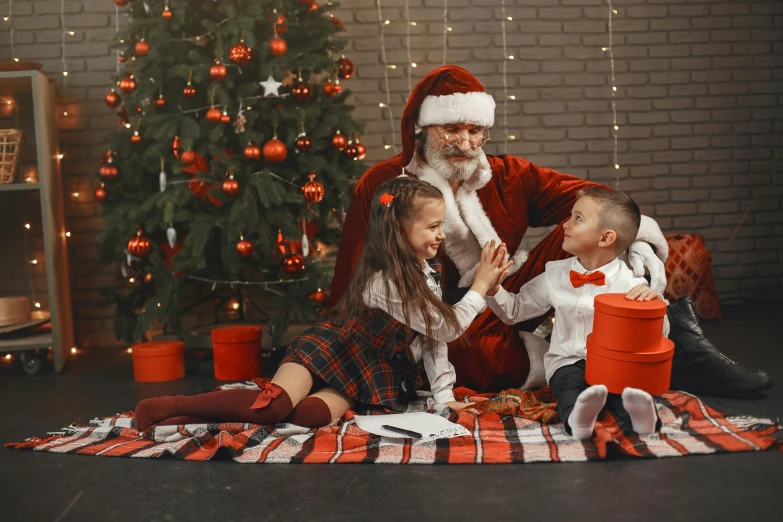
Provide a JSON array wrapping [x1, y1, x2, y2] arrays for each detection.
[[401, 65, 496, 167]]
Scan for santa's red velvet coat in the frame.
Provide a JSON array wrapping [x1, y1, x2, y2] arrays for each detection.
[[329, 150, 603, 392]]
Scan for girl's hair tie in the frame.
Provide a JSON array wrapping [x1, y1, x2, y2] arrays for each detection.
[[379, 193, 394, 208]]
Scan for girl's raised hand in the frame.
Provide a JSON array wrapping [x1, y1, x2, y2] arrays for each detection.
[[472, 241, 513, 297]]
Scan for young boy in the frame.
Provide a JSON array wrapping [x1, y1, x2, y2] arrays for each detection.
[[483, 188, 665, 440]]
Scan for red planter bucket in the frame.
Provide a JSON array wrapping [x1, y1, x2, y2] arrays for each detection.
[[585, 335, 674, 395], [132, 341, 185, 382], [592, 293, 666, 353], [211, 326, 263, 381]]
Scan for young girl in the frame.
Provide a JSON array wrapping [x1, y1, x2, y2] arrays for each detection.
[[135, 177, 511, 431]]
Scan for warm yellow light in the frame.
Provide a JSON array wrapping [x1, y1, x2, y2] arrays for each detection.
[[125, 123, 131, 128], [57, 153, 64, 160], [127, 348, 133, 354], [65, 231, 71, 237], [507, 17, 512, 21], [447, 27, 452, 32], [602, 47, 608, 51], [24, 223, 31, 230], [508, 135, 516, 140], [410, 22, 416, 26], [72, 192, 79, 198], [34, 302, 41, 308], [71, 347, 77, 354], [411, 63, 417, 68], [67, 31, 75, 35], [508, 95, 516, 100], [30, 259, 38, 265], [614, 125, 619, 131], [612, 86, 617, 92], [231, 302, 240, 310], [615, 164, 620, 169], [508, 55, 514, 60], [387, 65, 397, 69], [63, 111, 68, 116], [379, 102, 386, 107], [384, 144, 392, 150], [13, 58, 19, 63], [384, 20, 390, 25], [3, 17, 8, 22], [4, 354, 11, 360], [63, 71, 68, 76], [129, 277, 135, 283]]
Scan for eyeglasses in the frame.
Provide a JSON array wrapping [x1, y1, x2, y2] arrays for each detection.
[[434, 127, 491, 149]]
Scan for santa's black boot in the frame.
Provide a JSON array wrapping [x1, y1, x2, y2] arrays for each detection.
[[667, 297, 773, 397]]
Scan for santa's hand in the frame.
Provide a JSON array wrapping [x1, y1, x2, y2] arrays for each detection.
[[628, 241, 667, 294]]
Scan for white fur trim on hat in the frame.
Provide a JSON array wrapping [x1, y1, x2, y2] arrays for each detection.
[[418, 92, 496, 128]]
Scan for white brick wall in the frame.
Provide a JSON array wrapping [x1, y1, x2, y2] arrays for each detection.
[[1, 0, 781, 347]]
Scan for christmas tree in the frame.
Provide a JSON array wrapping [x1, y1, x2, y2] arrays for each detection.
[[97, 0, 365, 345]]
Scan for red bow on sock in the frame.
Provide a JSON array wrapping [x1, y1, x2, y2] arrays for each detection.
[[569, 270, 606, 288], [249, 379, 283, 409]]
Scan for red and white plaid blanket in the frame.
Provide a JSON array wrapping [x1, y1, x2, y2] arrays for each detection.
[[6, 388, 780, 463]]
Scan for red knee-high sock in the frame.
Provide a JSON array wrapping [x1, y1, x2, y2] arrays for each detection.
[[287, 396, 332, 428], [135, 384, 293, 431]]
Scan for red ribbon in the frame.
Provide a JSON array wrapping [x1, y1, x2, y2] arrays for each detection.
[[569, 270, 606, 288], [249, 380, 283, 409]]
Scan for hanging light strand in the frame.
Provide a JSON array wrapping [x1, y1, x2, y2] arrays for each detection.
[[607, 0, 620, 188], [500, 0, 510, 154], [115, 4, 121, 74], [375, 0, 397, 153], [404, 0, 413, 93], [60, 0, 69, 116], [441, 0, 448, 65], [7, 0, 17, 62], [22, 221, 39, 309]]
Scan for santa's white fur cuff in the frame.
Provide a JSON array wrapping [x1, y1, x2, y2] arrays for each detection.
[[418, 92, 496, 128]]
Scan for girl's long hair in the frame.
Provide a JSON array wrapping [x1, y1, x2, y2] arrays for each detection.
[[334, 177, 464, 350]]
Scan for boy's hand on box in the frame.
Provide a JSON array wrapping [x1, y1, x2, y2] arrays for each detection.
[[625, 285, 661, 302]]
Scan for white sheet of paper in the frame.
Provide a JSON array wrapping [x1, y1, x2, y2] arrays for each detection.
[[353, 412, 471, 441]]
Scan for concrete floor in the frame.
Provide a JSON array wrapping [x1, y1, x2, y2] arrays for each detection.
[[1, 301, 781, 522]]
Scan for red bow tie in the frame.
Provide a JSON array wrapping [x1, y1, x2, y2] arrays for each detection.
[[570, 270, 606, 288]]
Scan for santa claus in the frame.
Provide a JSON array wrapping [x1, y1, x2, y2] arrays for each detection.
[[330, 65, 772, 397]]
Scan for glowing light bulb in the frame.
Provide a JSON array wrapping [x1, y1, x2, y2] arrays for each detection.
[[447, 27, 452, 32], [127, 348, 133, 354], [614, 125, 619, 131], [508, 135, 516, 140], [384, 144, 392, 150], [67, 31, 75, 36], [387, 65, 397, 69], [24, 223, 31, 230], [384, 20, 390, 25], [410, 22, 416, 26], [65, 231, 71, 237], [508, 55, 514, 60], [231, 302, 240, 310], [72, 192, 79, 198], [379, 102, 386, 107], [63, 111, 68, 116], [507, 17, 512, 21], [71, 347, 77, 354], [5, 354, 11, 360], [30, 259, 38, 265], [57, 153, 64, 160], [129, 278, 135, 283], [411, 63, 417, 68], [612, 86, 617, 92], [615, 164, 620, 169], [34, 302, 41, 308], [508, 95, 516, 100], [63, 71, 68, 77]]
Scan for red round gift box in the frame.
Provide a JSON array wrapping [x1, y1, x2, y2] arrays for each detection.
[[131, 341, 185, 382], [591, 293, 666, 353], [210, 326, 263, 381], [585, 335, 674, 395]]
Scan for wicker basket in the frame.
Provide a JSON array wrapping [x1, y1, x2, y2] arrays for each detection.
[[0, 129, 23, 184]]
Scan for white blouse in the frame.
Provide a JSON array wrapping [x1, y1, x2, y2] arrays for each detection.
[[362, 262, 486, 404], [487, 257, 666, 383]]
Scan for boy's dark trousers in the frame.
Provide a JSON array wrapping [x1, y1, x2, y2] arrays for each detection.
[[550, 360, 661, 435]]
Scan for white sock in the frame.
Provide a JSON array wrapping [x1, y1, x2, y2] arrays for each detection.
[[622, 387, 658, 435], [568, 385, 607, 440]]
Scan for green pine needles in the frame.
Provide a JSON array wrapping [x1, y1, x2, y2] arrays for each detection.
[[97, 0, 365, 345]]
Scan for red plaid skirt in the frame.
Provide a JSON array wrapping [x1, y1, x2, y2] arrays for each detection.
[[280, 309, 421, 412]]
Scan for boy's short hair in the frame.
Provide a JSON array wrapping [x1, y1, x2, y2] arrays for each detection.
[[577, 188, 641, 253]]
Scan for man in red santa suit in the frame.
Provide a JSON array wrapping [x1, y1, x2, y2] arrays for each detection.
[[330, 65, 772, 396]]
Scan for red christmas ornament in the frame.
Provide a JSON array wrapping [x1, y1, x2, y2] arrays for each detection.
[[136, 105, 143, 114], [344, 142, 359, 161], [282, 254, 305, 274], [93, 185, 107, 203], [355, 141, 367, 161], [229, 41, 252, 66], [220, 110, 231, 124], [172, 136, 182, 159], [99, 162, 119, 183], [206, 107, 222, 123], [222, 176, 240, 197], [270, 12, 288, 34], [100, 151, 114, 164], [322, 81, 336, 97], [269, 37, 287, 57], [276, 229, 286, 254], [118, 52, 127, 63], [128, 230, 151, 257], [309, 2, 319, 12], [155, 94, 166, 108], [331, 130, 347, 151], [337, 57, 355, 79], [331, 15, 346, 32], [210, 62, 227, 81], [308, 289, 328, 303], [181, 150, 196, 165], [162, 7, 172, 19], [105, 89, 121, 108], [301, 173, 325, 204], [119, 76, 136, 93], [183, 84, 196, 97], [114, 0, 129, 7], [131, 131, 142, 143], [292, 81, 313, 103], [296, 134, 312, 153], [135, 40, 149, 56], [244, 144, 262, 161], [262, 138, 288, 163], [236, 239, 254, 258]]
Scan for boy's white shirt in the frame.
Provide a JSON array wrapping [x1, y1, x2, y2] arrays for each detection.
[[487, 256, 668, 383], [362, 263, 486, 405]]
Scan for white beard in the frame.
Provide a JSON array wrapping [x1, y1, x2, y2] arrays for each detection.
[[423, 139, 481, 182]]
